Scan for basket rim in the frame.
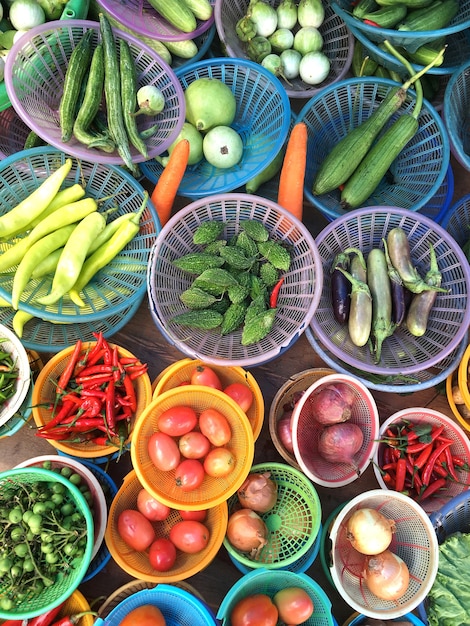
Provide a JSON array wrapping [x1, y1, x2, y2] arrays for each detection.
[[445, 370, 470, 432], [147, 192, 323, 368], [440, 191, 470, 231], [0, 323, 31, 428], [4, 20, 185, 165], [311, 206, 470, 375]]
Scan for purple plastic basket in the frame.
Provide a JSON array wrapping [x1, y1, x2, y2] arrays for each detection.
[[4, 20, 185, 165], [94, 0, 215, 41], [311, 207, 470, 376]]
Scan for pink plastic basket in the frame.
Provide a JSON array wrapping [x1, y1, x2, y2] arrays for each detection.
[[0, 107, 32, 159]]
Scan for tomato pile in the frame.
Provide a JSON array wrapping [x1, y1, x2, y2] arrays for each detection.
[[230, 586, 314, 626]]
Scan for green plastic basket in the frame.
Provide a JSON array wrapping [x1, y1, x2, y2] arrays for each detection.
[[0, 467, 94, 621], [223, 462, 321, 571]]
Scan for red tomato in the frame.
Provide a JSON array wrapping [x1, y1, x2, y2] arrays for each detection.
[[148, 537, 177, 572], [178, 509, 207, 522], [273, 587, 314, 625], [169, 520, 210, 554], [157, 405, 198, 437], [117, 509, 156, 552], [198, 408, 232, 447], [118, 604, 166, 626], [223, 382, 254, 413], [190, 365, 223, 390], [203, 447, 236, 478], [148, 432, 180, 472], [136, 488, 171, 522], [230, 593, 278, 626], [178, 431, 211, 459], [175, 458, 205, 491]]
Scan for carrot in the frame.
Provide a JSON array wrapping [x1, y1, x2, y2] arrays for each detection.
[[277, 122, 308, 222], [150, 138, 190, 227]]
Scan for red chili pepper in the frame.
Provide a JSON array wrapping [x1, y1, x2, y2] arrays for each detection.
[[443, 446, 459, 482], [77, 396, 103, 418], [112, 346, 123, 382], [75, 373, 114, 386], [102, 336, 113, 365], [451, 457, 469, 469], [28, 604, 67, 626], [85, 332, 105, 366], [74, 364, 114, 378], [363, 18, 380, 25], [406, 440, 431, 455], [421, 441, 453, 486], [56, 340, 82, 395], [0, 619, 28, 625], [420, 477, 447, 502], [269, 276, 284, 308], [36, 398, 77, 433], [120, 356, 143, 365], [122, 373, 137, 412], [412, 443, 434, 470], [92, 436, 113, 446], [405, 457, 423, 493], [49, 611, 97, 626], [105, 378, 116, 430], [128, 368, 148, 381], [394, 457, 407, 492]]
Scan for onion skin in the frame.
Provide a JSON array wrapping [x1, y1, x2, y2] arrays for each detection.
[[346, 508, 396, 555], [317, 422, 364, 473], [226, 508, 269, 558], [277, 410, 294, 454], [237, 472, 278, 513], [309, 383, 355, 425], [362, 549, 410, 601]]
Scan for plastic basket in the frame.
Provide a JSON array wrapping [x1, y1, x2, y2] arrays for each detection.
[[4, 20, 185, 165], [329, 490, 439, 620], [311, 207, 470, 376], [152, 358, 264, 441], [131, 386, 255, 510], [441, 192, 470, 244], [299, 78, 449, 220], [214, 0, 354, 99], [373, 408, 470, 514], [31, 341, 152, 458], [443, 59, 470, 171], [0, 323, 31, 429], [93, 0, 215, 41], [139, 58, 291, 198], [223, 462, 322, 571], [457, 340, 470, 416], [94, 584, 218, 626], [0, 467, 94, 621], [0, 106, 34, 159], [446, 366, 470, 433], [147, 193, 323, 368], [58, 590, 95, 626], [105, 469, 228, 582], [306, 326, 468, 394], [268, 368, 336, 469], [217, 569, 335, 626], [344, 611, 426, 626], [291, 374, 380, 488], [332, 0, 470, 52], [0, 148, 159, 325]]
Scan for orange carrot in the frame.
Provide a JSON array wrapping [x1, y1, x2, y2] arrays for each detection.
[[150, 139, 190, 227], [277, 122, 308, 222]]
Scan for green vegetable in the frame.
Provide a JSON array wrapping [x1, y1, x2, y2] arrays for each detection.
[[179, 287, 217, 309], [119, 39, 148, 158], [172, 252, 225, 274], [362, 3, 408, 27], [242, 307, 277, 345], [257, 240, 291, 271], [0, 339, 19, 405], [171, 309, 224, 329], [145, 0, 197, 33], [193, 221, 226, 245], [397, 0, 458, 30]]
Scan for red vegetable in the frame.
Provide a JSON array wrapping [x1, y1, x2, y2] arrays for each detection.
[[308, 383, 355, 425], [318, 422, 364, 472], [28, 604, 66, 626], [49, 612, 97, 626], [277, 410, 294, 454]]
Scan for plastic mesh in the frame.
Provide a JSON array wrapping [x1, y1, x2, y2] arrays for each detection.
[[300, 78, 449, 219], [139, 58, 291, 197], [311, 207, 470, 375], [443, 60, 470, 171], [0, 106, 32, 159], [4, 20, 185, 163], [442, 192, 470, 242], [215, 0, 354, 99]]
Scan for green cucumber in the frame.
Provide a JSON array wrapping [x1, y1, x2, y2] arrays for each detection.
[[146, 0, 197, 33]]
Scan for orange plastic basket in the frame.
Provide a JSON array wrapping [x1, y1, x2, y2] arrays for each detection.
[[131, 385, 255, 510], [152, 358, 264, 441], [105, 470, 228, 582], [31, 341, 152, 458]]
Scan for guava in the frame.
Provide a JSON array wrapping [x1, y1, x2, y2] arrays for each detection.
[[160, 122, 204, 167], [184, 78, 237, 132], [203, 126, 243, 169]]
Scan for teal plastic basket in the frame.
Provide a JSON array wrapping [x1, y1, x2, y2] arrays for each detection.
[[217, 569, 335, 626], [139, 57, 291, 199], [299, 77, 450, 220], [443, 59, 470, 171], [93, 584, 218, 626], [441, 192, 470, 245], [332, 0, 470, 52]]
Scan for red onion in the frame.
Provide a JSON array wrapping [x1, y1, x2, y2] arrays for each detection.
[[238, 472, 278, 513], [317, 422, 364, 473], [309, 384, 354, 424], [277, 410, 294, 454], [346, 508, 396, 555], [226, 509, 269, 558], [362, 549, 410, 601]]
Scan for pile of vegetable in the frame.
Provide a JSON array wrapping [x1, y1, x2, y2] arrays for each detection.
[[229, 585, 315, 626], [169, 218, 291, 345], [376, 419, 469, 503], [330, 226, 447, 363], [236, 0, 331, 85]]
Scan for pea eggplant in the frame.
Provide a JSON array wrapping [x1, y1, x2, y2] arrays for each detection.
[[367, 247, 395, 362], [330, 251, 351, 325], [336, 249, 372, 348], [406, 243, 442, 337]]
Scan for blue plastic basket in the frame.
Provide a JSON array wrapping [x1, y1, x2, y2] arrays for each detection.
[[332, 0, 470, 52], [93, 585, 218, 626], [347, 612, 426, 626], [441, 192, 470, 246], [0, 147, 159, 323], [443, 59, 470, 171], [139, 57, 291, 199], [217, 569, 335, 626], [299, 77, 450, 220]]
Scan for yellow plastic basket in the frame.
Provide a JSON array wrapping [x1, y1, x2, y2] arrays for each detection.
[[446, 369, 470, 433], [31, 341, 152, 458], [105, 470, 228, 582], [60, 590, 95, 626], [131, 385, 255, 510], [457, 342, 470, 409], [152, 358, 264, 441]]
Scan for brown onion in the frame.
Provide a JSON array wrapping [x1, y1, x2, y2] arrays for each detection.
[[346, 508, 396, 555], [317, 422, 364, 473], [237, 472, 278, 513], [362, 549, 410, 601], [226, 508, 269, 558]]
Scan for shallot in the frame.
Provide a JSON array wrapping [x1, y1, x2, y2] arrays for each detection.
[[346, 508, 396, 555], [226, 509, 269, 558], [309, 383, 355, 425], [317, 422, 364, 472], [362, 549, 410, 601], [277, 410, 294, 454], [237, 472, 278, 513]]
